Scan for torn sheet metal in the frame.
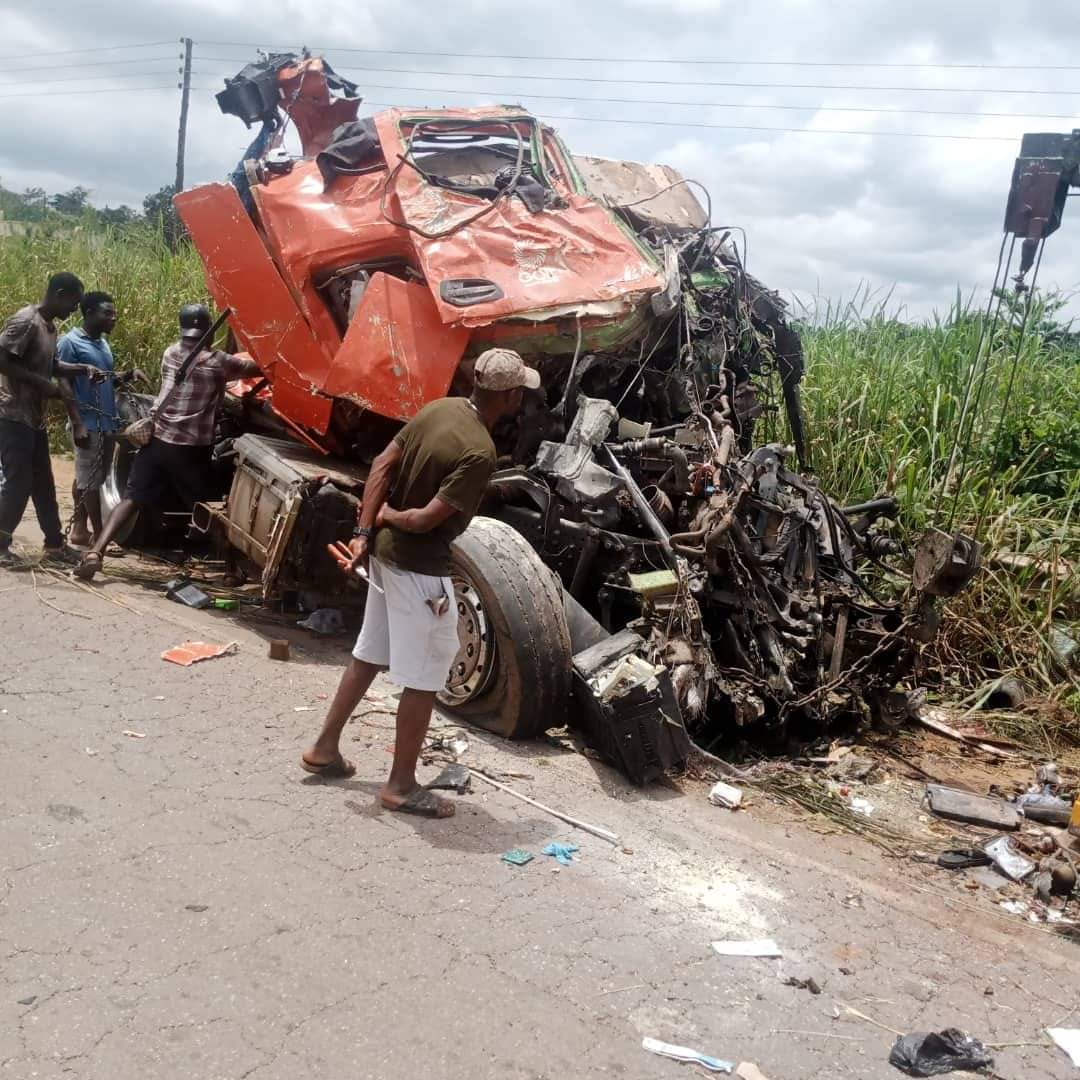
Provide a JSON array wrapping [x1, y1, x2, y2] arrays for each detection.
[[325, 273, 470, 421], [573, 155, 708, 232]]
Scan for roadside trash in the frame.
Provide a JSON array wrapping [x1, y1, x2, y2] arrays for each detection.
[[268, 639, 290, 661], [1018, 791, 1072, 825], [709, 781, 743, 809], [1047, 1028, 1080, 1067], [426, 763, 472, 794], [888, 1028, 993, 1077], [298, 608, 346, 635], [848, 796, 875, 816], [1072, 790, 1080, 838], [470, 769, 620, 844], [642, 1037, 733, 1073], [735, 1065, 770, 1080], [542, 841, 580, 866], [17, 996, 37, 1006], [212, 598, 238, 611], [184, 903, 209, 912], [936, 848, 992, 870], [783, 976, 822, 994], [121, 730, 146, 739], [712, 939, 782, 958], [501, 849, 534, 866], [293, 705, 315, 712], [924, 784, 1020, 829], [983, 835, 1036, 881], [162, 641, 239, 667], [165, 580, 211, 609]]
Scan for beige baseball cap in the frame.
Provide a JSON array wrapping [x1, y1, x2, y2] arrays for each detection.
[[473, 348, 541, 391]]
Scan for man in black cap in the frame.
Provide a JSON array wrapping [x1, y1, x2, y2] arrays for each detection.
[[76, 304, 260, 579]]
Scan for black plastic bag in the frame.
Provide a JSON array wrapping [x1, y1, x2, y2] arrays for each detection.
[[888, 1028, 994, 1076]]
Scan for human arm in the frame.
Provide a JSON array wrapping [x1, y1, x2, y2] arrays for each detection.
[[56, 359, 107, 383], [219, 353, 262, 381], [0, 349, 60, 398], [379, 499, 457, 534], [342, 439, 404, 572]]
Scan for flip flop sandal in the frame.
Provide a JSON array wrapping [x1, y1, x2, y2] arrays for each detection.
[[937, 848, 992, 870], [300, 753, 356, 779], [387, 787, 455, 819], [73, 552, 103, 581]]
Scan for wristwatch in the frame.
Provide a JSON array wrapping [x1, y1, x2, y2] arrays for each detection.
[[352, 525, 374, 540]]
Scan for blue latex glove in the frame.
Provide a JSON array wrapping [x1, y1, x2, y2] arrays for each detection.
[[542, 841, 580, 866]]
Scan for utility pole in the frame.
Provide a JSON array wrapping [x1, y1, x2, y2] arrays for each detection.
[[175, 37, 193, 194]]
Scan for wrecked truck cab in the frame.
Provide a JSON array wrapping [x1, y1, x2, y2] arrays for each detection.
[[172, 53, 976, 776]]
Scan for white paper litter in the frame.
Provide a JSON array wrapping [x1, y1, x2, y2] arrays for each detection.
[[642, 1037, 733, 1073], [709, 781, 743, 809], [848, 797, 875, 816], [1047, 1028, 1080, 1067], [711, 938, 782, 958]]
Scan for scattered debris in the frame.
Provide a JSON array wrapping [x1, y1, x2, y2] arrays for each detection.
[[982, 836, 1036, 881], [17, 996, 36, 1006], [166, 579, 211, 609], [298, 608, 346, 635], [1017, 791, 1072, 826], [121, 730, 146, 739], [642, 1036, 733, 1073], [501, 849, 534, 867], [542, 842, 580, 866], [1047, 1028, 1080, 1068], [161, 641, 239, 667], [709, 781, 743, 809], [470, 768, 619, 844], [711, 939, 782, 959], [924, 785, 1020, 830], [935, 848, 991, 871], [293, 705, 316, 712], [887, 1028, 994, 1077], [184, 904, 209, 913], [268, 639, 290, 661], [213, 598, 239, 611], [783, 976, 822, 995], [915, 709, 1016, 760], [735, 1064, 771, 1080], [426, 763, 472, 794], [847, 796, 875, 817]]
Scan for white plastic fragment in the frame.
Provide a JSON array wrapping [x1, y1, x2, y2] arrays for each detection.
[[709, 781, 743, 809], [642, 1037, 733, 1073], [848, 797, 875, 816], [711, 938, 782, 958], [1047, 1028, 1080, 1067]]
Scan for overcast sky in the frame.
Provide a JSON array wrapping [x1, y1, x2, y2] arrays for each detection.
[[1, 0, 1077, 320]]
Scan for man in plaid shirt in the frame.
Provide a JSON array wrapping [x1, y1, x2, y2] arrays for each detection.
[[76, 304, 260, 580]]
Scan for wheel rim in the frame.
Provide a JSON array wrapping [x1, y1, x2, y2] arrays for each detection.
[[441, 574, 496, 704]]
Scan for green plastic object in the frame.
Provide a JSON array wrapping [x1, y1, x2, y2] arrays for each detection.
[[627, 569, 679, 599], [501, 848, 534, 866], [213, 598, 239, 611]]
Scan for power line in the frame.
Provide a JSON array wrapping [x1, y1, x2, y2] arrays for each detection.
[[0, 69, 176, 89], [192, 61, 1079, 97], [211, 75, 1073, 122], [354, 99, 1018, 141], [0, 85, 177, 100], [0, 40, 174, 62], [195, 41, 1080, 72], [4, 55, 180, 75]]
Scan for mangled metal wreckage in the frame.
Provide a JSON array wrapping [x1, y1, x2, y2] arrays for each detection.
[[166, 54, 977, 780]]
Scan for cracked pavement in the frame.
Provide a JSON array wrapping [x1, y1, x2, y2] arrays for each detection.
[[2, 480, 1078, 1079]]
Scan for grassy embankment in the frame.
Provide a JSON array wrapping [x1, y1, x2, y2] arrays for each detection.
[[2, 224, 1078, 728]]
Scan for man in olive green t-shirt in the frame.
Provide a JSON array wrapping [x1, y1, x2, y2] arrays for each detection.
[[302, 348, 540, 819]]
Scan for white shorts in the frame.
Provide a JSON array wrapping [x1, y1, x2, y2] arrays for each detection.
[[352, 557, 460, 692]]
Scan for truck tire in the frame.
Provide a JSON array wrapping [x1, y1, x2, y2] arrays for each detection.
[[438, 516, 572, 739]]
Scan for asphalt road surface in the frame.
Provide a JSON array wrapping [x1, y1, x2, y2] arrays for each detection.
[[1, 472, 1077, 1079]]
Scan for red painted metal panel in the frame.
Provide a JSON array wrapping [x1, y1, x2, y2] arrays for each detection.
[[324, 273, 470, 421], [174, 183, 334, 436]]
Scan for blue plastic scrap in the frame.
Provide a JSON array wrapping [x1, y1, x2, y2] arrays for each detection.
[[542, 842, 580, 866], [501, 848, 534, 866]]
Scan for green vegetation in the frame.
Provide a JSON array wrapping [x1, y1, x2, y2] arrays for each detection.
[[791, 294, 1080, 722], [1, 221, 1077, 720]]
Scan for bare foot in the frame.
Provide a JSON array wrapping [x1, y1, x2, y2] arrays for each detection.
[[380, 784, 455, 818]]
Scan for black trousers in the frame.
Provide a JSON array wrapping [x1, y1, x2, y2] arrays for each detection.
[[0, 419, 63, 549]]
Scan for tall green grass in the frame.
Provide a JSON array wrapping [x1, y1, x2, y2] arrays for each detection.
[[794, 294, 1080, 714], [0, 220, 205, 378], [2, 224, 1077, 714]]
